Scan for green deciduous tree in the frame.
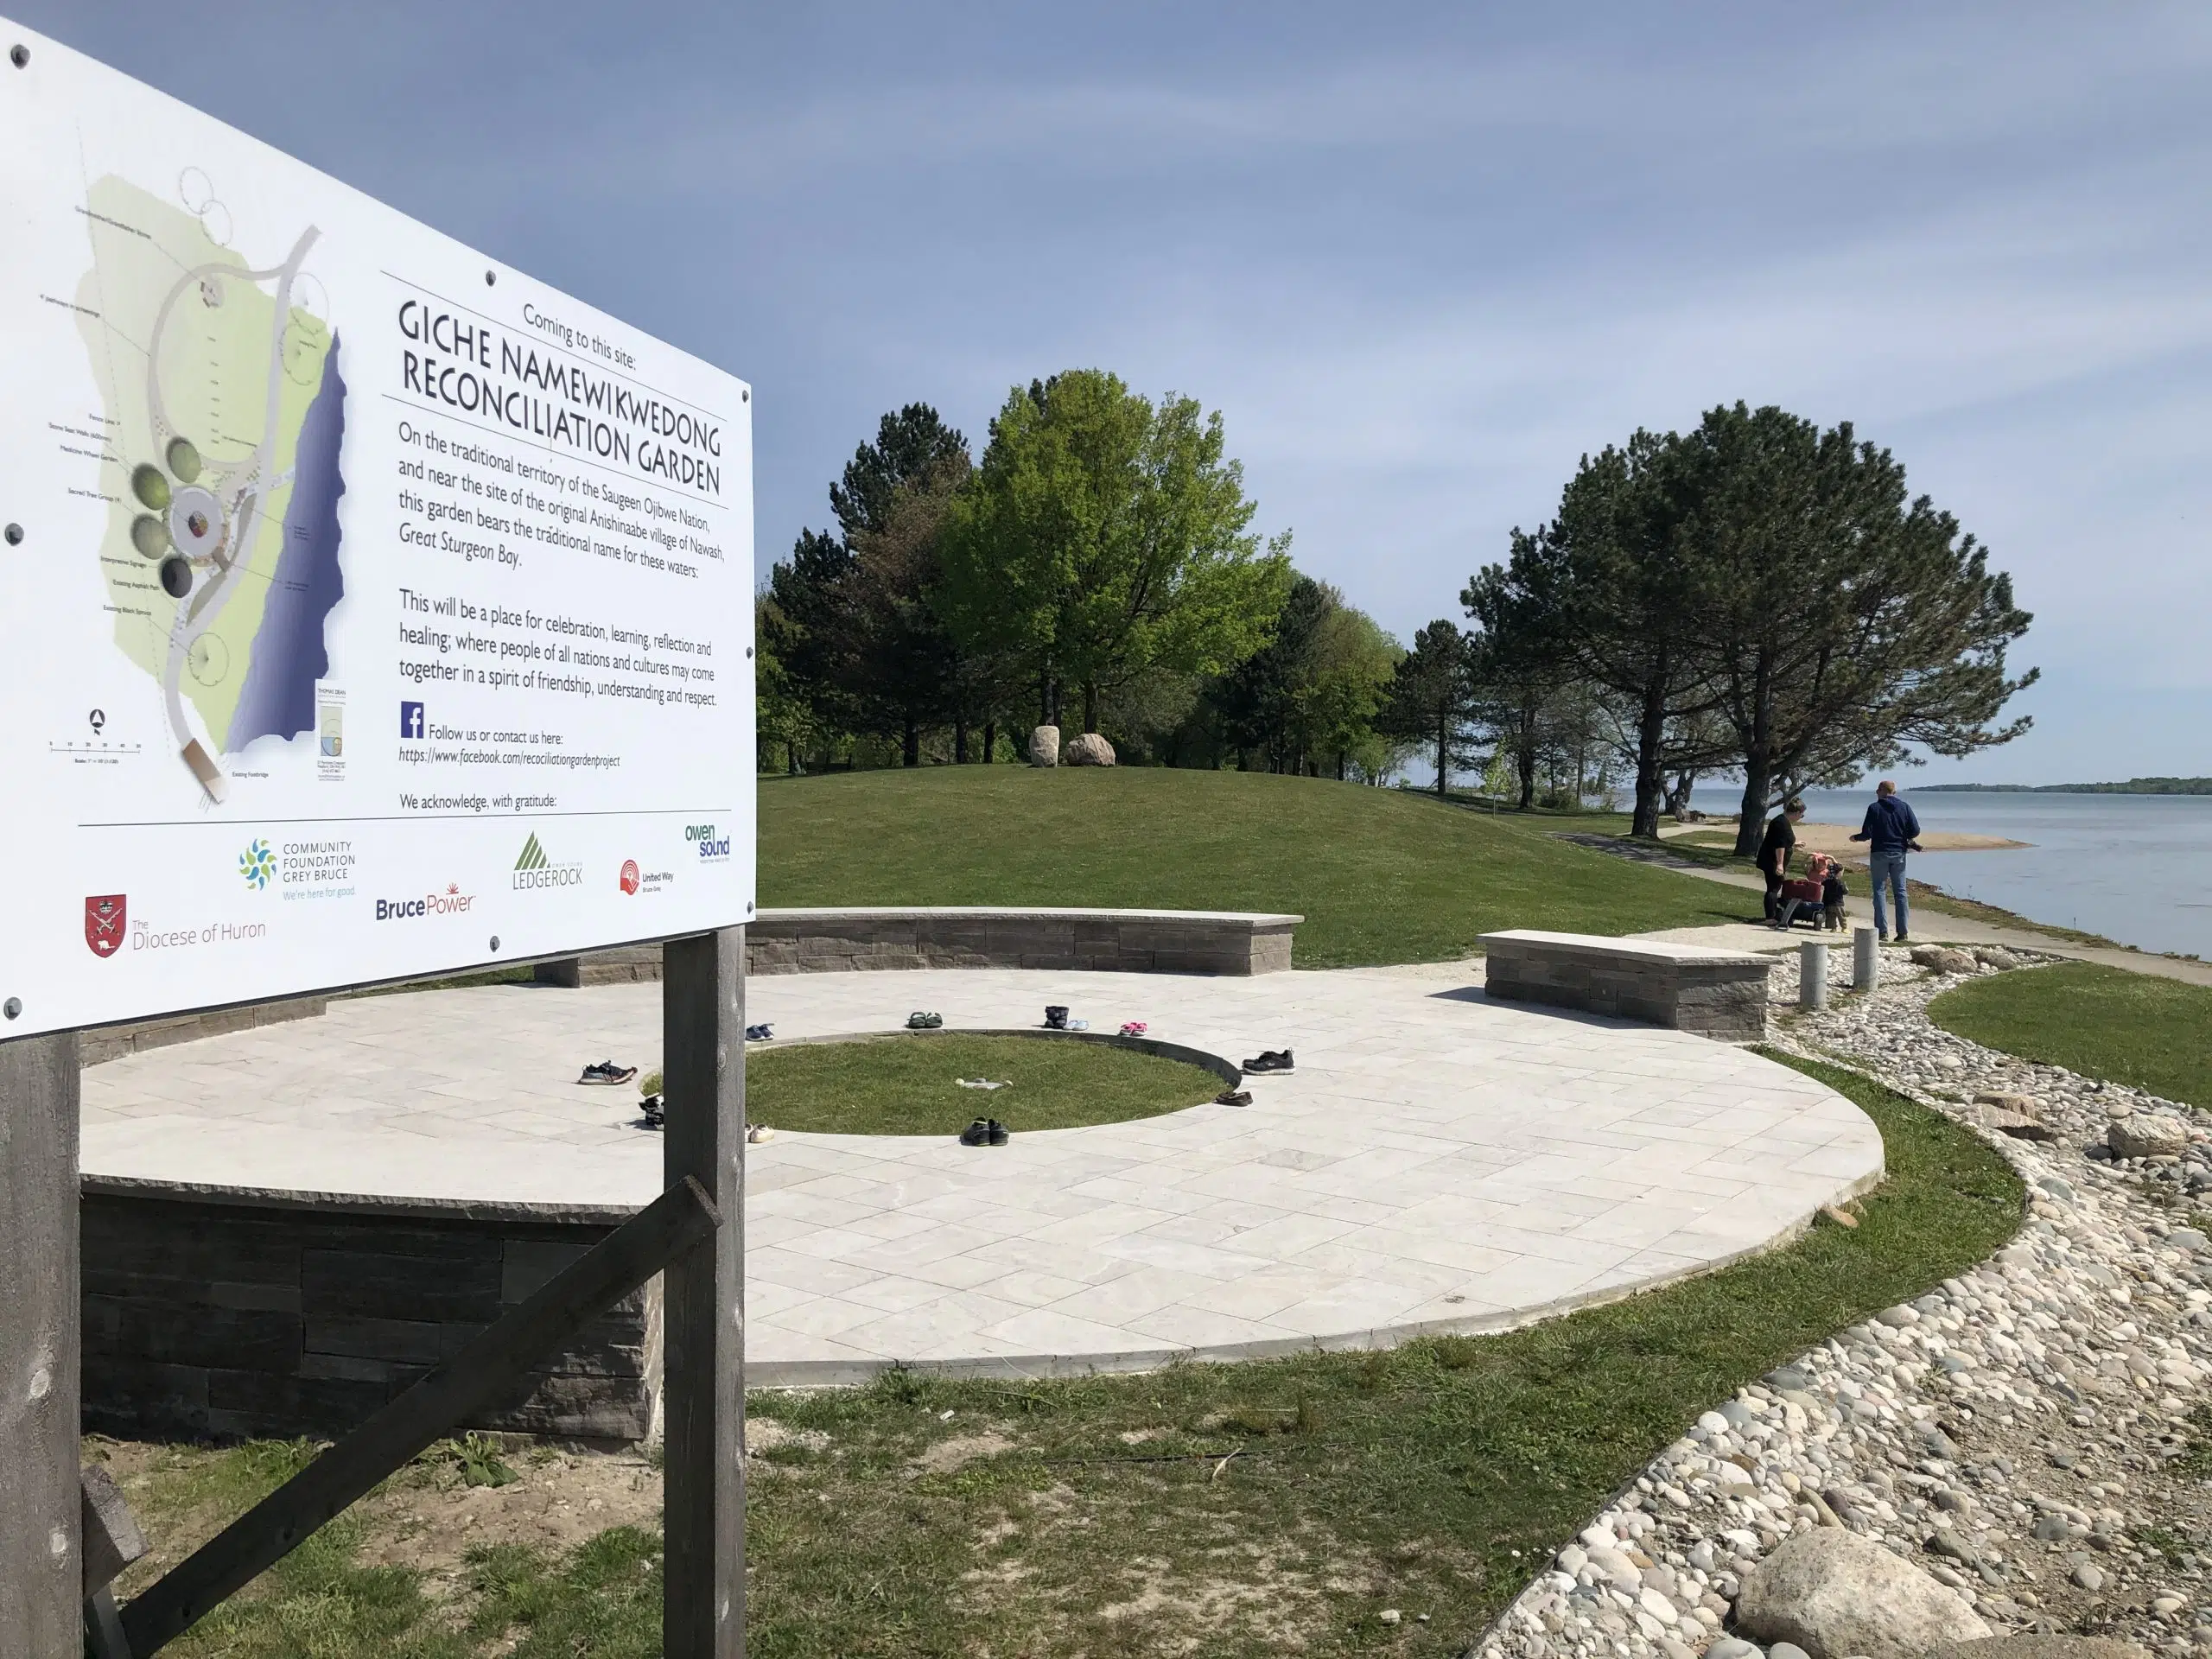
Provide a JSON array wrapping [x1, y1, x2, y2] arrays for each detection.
[[940, 370, 1294, 733], [1214, 575, 1402, 777]]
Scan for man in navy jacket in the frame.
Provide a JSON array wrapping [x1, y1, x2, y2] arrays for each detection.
[[1850, 779, 1923, 941]]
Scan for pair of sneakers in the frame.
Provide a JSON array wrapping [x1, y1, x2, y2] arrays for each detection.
[[1242, 1049, 1294, 1073], [906, 1011, 944, 1030], [959, 1118, 1011, 1147], [745, 1023, 773, 1042]]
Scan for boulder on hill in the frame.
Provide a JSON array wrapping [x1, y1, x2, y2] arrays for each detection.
[[1065, 733, 1116, 766], [2108, 1114, 2189, 1160], [1734, 1528, 1989, 1658], [1910, 945, 1980, 976]]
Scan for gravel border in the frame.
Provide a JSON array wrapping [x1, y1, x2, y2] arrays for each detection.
[[1471, 950, 2212, 1659]]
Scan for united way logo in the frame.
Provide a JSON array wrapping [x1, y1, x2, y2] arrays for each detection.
[[238, 837, 276, 890], [86, 894, 126, 958], [620, 858, 641, 896]]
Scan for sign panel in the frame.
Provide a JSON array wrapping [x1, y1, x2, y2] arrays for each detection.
[[0, 19, 754, 1039]]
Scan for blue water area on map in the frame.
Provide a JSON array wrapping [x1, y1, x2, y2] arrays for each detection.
[[230, 333, 347, 750], [1799, 787, 2212, 959]]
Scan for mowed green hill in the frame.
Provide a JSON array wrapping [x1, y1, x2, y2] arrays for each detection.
[[758, 768, 1744, 966]]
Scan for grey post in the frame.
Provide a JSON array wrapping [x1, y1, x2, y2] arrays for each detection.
[[1853, 924, 1880, 993], [1799, 940, 1828, 1012], [663, 929, 746, 1656], [1, 1032, 81, 1657]]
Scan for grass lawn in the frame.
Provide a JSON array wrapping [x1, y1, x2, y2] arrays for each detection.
[[747, 1033, 1224, 1135], [103, 1055, 2018, 1657], [1928, 960, 2212, 1109], [760, 769, 1741, 966]]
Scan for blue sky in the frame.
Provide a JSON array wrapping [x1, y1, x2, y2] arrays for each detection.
[[21, 2, 2209, 784]]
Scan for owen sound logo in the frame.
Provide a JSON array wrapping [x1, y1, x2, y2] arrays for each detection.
[[513, 833, 583, 891], [685, 823, 731, 861]]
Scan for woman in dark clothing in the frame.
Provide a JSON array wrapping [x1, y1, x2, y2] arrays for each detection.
[[1758, 798, 1807, 922]]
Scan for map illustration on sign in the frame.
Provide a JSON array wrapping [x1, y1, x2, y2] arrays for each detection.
[[73, 170, 348, 804]]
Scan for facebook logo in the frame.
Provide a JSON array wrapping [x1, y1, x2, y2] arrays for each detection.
[[400, 701, 426, 740]]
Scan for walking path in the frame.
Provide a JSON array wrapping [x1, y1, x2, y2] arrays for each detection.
[[1565, 833, 2212, 988], [81, 967, 1881, 1385]]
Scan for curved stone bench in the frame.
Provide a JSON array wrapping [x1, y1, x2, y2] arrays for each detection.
[[535, 906, 1303, 985]]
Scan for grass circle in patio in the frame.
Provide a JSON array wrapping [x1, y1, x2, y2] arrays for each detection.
[[742, 1031, 1227, 1136]]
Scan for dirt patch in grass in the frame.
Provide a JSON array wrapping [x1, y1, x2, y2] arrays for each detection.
[[346, 1447, 659, 1591], [912, 1429, 1014, 1476]]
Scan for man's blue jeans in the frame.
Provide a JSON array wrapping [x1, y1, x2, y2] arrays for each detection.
[[1869, 847, 1909, 938]]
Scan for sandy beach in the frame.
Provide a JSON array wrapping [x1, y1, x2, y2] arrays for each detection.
[[1662, 821, 2031, 855]]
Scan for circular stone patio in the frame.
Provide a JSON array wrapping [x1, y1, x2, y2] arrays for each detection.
[[79, 966, 1883, 1385]]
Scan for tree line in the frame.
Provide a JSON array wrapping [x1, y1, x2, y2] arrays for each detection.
[[759, 373, 1420, 778], [760, 386, 2037, 838]]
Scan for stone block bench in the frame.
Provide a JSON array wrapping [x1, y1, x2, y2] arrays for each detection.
[[536, 906, 1303, 984], [1478, 930, 1772, 1041]]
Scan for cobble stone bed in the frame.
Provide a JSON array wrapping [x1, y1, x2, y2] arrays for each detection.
[[1478, 950, 2212, 1659]]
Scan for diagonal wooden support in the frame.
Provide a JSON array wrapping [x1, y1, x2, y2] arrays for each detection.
[[118, 1174, 721, 1656]]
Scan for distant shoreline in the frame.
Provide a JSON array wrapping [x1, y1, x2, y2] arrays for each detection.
[[1916, 778, 2212, 797]]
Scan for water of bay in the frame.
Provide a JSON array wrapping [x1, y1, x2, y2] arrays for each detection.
[[1796, 789, 2212, 960]]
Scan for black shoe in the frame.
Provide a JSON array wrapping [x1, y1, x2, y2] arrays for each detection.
[[987, 1120, 1010, 1146], [1895, 933, 1910, 944], [580, 1060, 636, 1085], [1043, 1005, 1069, 1030], [906, 1011, 943, 1030], [639, 1095, 664, 1129], [745, 1023, 773, 1042], [959, 1119, 990, 1147], [1215, 1089, 1252, 1107], [1243, 1050, 1294, 1073]]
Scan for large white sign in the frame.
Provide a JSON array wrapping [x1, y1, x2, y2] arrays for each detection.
[[0, 19, 754, 1040]]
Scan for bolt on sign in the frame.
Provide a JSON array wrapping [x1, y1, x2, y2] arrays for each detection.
[[0, 16, 756, 1039]]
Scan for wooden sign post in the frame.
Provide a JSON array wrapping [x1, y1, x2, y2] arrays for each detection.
[[663, 928, 748, 1656], [0, 1032, 81, 1651]]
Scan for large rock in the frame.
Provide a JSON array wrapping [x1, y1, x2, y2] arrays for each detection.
[[1027, 725, 1060, 767], [1064, 732, 1116, 766], [1910, 944, 1979, 976], [2108, 1114, 2189, 1160], [1734, 1528, 1989, 1659]]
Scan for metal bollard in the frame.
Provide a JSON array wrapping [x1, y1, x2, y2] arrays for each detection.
[[1800, 940, 1828, 1011], [1853, 924, 1879, 993]]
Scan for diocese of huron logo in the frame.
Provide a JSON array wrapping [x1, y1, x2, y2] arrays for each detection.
[[513, 832, 583, 892], [238, 838, 276, 890]]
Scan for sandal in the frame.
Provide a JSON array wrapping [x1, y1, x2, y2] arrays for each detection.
[[906, 1011, 944, 1030]]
